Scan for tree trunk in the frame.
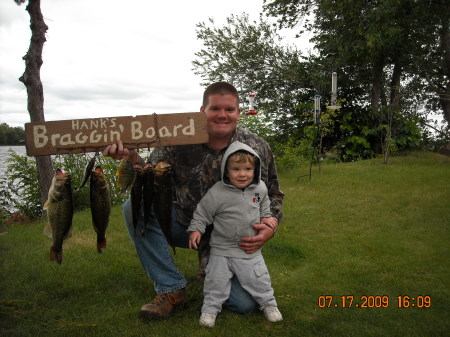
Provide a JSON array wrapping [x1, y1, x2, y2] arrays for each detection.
[[371, 57, 385, 109], [19, 0, 53, 212], [389, 62, 401, 108]]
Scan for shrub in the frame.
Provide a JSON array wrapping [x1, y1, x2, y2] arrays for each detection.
[[273, 137, 314, 172]]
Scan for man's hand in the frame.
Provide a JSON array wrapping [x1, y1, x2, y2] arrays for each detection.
[[102, 140, 129, 159], [102, 140, 139, 163], [239, 223, 274, 254]]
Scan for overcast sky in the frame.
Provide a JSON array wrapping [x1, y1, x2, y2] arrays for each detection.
[[0, 0, 311, 128]]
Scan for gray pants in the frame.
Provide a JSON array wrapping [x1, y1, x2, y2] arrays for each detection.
[[202, 254, 277, 314]]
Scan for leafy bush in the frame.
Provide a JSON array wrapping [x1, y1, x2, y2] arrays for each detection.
[[3, 151, 41, 220], [273, 137, 314, 172], [337, 134, 375, 162]]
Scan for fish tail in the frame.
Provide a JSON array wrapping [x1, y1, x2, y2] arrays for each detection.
[[50, 246, 63, 264], [97, 237, 107, 253]]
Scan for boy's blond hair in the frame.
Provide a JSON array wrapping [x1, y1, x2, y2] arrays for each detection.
[[227, 150, 257, 167]]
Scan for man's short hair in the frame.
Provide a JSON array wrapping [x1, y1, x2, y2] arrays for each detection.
[[202, 82, 240, 108]]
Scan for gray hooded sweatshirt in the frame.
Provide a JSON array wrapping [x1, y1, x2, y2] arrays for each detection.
[[187, 141, 272, 259]]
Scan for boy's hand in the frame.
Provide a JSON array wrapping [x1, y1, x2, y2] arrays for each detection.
[[189, 231, 201, 249]]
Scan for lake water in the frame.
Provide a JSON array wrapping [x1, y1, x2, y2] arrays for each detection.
[[0, 146, 27, 177]]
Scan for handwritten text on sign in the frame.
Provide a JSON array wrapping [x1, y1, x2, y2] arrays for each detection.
[[25, 112, 208, 156]]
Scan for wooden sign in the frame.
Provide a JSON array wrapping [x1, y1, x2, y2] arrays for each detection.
[[25, 112, 208, 156]]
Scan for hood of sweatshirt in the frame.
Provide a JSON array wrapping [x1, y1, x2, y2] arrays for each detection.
[[221, 141, 261, 187]]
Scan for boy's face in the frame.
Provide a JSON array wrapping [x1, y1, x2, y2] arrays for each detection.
[[227, 159, 255, 189]]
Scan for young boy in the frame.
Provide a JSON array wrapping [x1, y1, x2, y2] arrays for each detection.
[[188, 141, 282, 328]]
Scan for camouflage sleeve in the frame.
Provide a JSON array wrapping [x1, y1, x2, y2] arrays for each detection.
[[265, 146, 284, 223], [259, 182, 273, 219]]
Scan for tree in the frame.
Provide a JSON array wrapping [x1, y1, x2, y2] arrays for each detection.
[[192, 13, 315, 144], [263, 0, 448, 161], [0, 123, 25, 145], [14, 0, 53, 211], [263, 0, 450, 125]]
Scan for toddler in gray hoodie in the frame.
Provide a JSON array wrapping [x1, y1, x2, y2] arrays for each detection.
[[188, 141, 282, 328]]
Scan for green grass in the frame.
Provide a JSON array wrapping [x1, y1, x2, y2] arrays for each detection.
[[1, 152, 449, 337]]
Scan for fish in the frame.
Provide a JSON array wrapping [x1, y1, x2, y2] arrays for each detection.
[[116, 156, 135, 194], [130, 163, 143, 237], [43, 221, 73, 239], [44, 168, 74, 264], [90, 166, 111, 253], [153, 161, 175, 252], [76, 155, 97, 191], [141, 162, 154, 236]]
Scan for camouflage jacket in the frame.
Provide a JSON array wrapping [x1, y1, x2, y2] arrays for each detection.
[[150, 127, 284, 227]]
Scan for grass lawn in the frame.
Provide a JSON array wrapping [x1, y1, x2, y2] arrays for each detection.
[[1, 152, 449, 336]]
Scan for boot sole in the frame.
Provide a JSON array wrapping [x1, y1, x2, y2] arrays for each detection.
[[139, 302, 188, 320]]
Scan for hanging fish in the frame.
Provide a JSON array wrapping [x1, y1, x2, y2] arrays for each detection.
[[130, 163, 143, 237], [153, 161, 175, 252], [90, 166, 111, 253], [141, 162, 154, 236], [77, 155, 97, 191], [116, 156, 135, 194], [44, 169, 74, 264]]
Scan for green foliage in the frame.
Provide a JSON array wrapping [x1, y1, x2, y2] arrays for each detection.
[[2, 150, 41, 219], [239, 112, 274, 138], [337, 135, 375, 162], [420, 123, 450, 152], [392, 114, 422, 150], [273, 137, 313, 171]]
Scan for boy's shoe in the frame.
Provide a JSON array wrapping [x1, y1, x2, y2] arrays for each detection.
[[199, 313, 217, 328], [262, 306, 283, 322], [140, 288, 187, 320]]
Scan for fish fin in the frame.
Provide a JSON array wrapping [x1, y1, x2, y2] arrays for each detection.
[[97, 239, 106, 253], [43, 200, 50, 210], [77, 157, 96, 191], [43, 223, 52, 238], [50, 247, 63, 264]]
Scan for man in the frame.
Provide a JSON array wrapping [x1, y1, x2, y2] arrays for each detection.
[[103, 82, 284, 319]]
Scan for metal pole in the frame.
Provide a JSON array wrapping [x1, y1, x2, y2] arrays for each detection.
[[331, 72, 337, 107], [314, 94, 321, 123]]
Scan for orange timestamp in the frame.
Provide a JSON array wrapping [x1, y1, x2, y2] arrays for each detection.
[[317, 295, 431, 308]]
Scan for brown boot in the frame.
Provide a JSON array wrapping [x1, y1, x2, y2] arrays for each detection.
[[140, 288, 187, 320]]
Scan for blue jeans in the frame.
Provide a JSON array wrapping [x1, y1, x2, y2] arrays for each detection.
[[122, 199, 258, 313]]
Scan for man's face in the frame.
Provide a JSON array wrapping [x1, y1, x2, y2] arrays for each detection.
[[201, 93, 240, 139]]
